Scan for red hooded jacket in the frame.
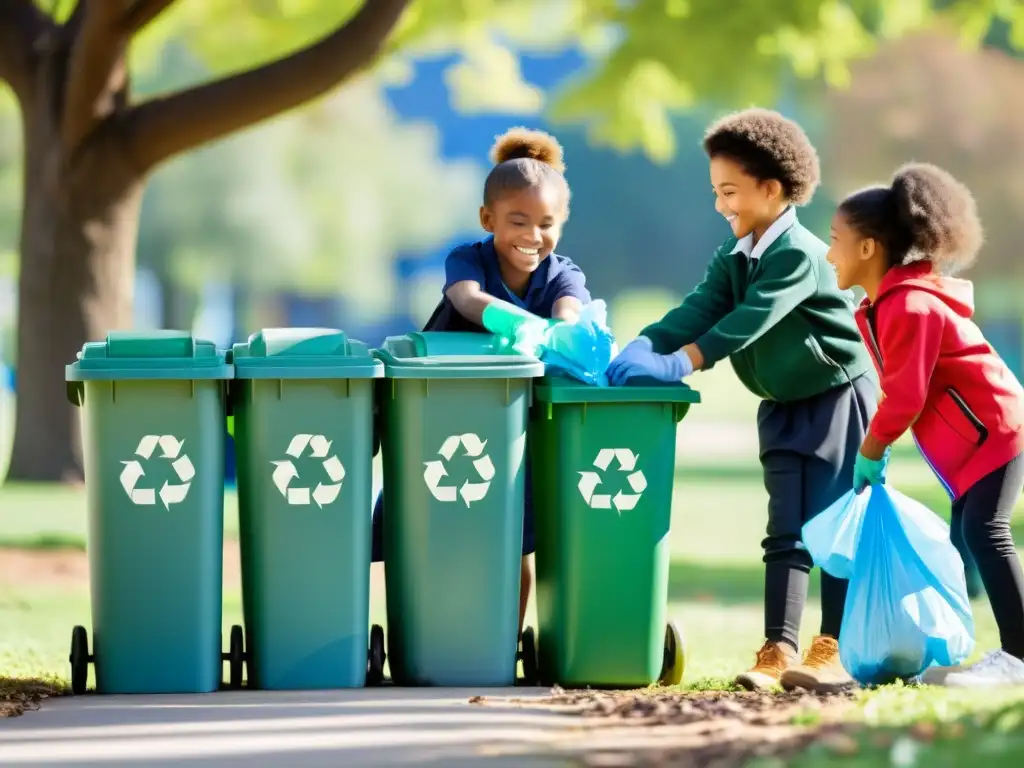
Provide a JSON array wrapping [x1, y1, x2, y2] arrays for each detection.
[[855, 261, 1024, 500]]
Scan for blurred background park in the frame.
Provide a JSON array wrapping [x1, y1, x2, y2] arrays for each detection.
[[2, 0, 1024, 695]]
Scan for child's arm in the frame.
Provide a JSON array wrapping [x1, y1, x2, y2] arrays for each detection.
[[443, 245, 496, 326], [859, 292, 944, 459], [639, 253, 732, 355], [550, 262, 591, 323], [688, 248, 816, 369]]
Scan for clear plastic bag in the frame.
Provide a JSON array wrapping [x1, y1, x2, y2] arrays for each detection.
[[803, 485, 975, 685], [512, 300, 618, 386]]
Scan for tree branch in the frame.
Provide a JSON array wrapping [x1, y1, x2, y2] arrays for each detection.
[[124, 0, 411, 173], [60, 1, 130, 155], [0, 0, 53, 101], [123, 0, 177, 36]]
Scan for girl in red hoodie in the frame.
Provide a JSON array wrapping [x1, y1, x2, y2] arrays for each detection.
[[827, 163, 1024, 688]]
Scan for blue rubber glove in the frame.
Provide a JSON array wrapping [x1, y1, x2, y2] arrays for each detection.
[[606, 337, 653, 383], [853, 447, 891, 492], [606, 337, 694, 386]]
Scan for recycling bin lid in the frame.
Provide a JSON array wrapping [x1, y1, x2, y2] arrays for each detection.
[[231, 328, 383, 380], [534, 374, 701, 404], [374, 332, 544, 380], [65, 331, 233, 382]]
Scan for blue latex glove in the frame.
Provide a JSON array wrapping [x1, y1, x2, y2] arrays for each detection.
[[606, 337, 694, 386], [853, 448, 891, 492]]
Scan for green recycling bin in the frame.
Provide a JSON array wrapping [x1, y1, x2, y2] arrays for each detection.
[[230, 328, 384, 690], [528, 375, 701, 688], [65, 331, 233, 695], [374, 332, 544, 686]]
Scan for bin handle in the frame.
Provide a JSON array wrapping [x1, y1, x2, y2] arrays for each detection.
[[66, 381, 84, 407]]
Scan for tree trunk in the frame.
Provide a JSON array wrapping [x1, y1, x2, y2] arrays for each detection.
[[6, 90, 143, 483]]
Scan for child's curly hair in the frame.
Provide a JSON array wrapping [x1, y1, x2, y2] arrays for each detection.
[[703, 108, 820, 206], [483, 127, 569, 209], [838, 163, 983, 274]]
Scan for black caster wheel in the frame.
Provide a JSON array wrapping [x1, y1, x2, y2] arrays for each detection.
[[518, 626, 539, 686], [69, 625, 91, 695], [221, 624, 245, 689], [659, 621, 685, 686], [367, 624, 386, 686]]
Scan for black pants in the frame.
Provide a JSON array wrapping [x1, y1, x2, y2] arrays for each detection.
[[758, 373, 878, 652], [950, 453, 1024, 658]]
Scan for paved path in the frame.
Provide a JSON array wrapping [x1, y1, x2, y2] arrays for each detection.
[[0, 688, 588, 767]]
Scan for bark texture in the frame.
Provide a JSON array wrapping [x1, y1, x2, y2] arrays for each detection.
[[1, 0, 411, 481]]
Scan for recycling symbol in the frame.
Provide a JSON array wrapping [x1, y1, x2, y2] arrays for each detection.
[[120, 435, 195, 510], [271, 434, 345, 508], [423, 433, 495, 507], [578, 449, 647, 513]]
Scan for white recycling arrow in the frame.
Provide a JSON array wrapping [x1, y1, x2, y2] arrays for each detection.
[[271, 434, 345, 508], [119, 435, 194, 510], [285, 433, 312, 459], [423, 460, 456, 502], [423, 433, 494, 507], [577, 448, 647, 514]]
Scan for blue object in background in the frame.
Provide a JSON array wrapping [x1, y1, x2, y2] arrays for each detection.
[[803, 485, 975, 685]]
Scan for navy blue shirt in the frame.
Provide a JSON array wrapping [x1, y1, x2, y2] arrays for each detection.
[[424, 237, 591, 332]]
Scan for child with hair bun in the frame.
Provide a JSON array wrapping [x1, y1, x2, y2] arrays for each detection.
[[372, 127, 592, 636], [828, 162, 1024, 687]]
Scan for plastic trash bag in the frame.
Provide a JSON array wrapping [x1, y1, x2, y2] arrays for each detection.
[[803, 485, 975, 685], [512, 300, 618, 386]]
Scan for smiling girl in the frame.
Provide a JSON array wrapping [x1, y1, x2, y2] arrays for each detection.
[[828, 163, 1024, 687], [607, 108, 877, 692], [371, 127, 592, 639]]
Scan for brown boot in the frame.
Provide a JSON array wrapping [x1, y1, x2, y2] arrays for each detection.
[[735, 640, 799, 691], [781, 635, 855, 692]]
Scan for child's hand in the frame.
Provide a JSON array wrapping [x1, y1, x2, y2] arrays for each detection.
[[853, 448, 891, 492], [607, 338, 693, 385]]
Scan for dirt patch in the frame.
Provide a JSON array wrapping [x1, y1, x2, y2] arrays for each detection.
[[534, 686, 855, 726], [0, 678, 68, 718], [0, 546, 243, 589], [475, 687, 859, 767]]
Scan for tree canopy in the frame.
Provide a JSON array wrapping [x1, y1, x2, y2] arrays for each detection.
[[20, 0, 1021, 165]]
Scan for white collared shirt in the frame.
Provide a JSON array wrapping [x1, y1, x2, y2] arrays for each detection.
[[728, 206, 797, 260]]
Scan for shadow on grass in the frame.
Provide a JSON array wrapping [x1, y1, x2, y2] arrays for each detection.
[[674, 465, 1024, 545], [785, 699, 1024, 768], [0, 532, 85, 552], [668, 559, 822, 605]]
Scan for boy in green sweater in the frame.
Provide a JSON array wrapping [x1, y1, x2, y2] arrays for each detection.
[[607, 109, 878, 692]]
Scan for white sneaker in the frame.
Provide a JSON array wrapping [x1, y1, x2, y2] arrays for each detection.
[[939, 650, 1024, 688]]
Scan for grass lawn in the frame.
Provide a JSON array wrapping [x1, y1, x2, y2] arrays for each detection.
[[3, 470, 1024, 764], [3, 370, 1024, 760]]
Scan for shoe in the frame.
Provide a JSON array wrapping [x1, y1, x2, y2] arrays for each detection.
[[937, 649, 1024, 688], [780, 635, 855, 693], [734, 640, 798, 691]]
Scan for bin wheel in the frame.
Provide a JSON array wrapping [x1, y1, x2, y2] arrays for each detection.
[[518, 626, 539, 686], [225, 625, 245, 689], [367, 624, 386, 686], [659, 621, 685, 687], [69, 626, 91, 695]]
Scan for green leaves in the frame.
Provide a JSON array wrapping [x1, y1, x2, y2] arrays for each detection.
[[50, 0, 1024, 163]]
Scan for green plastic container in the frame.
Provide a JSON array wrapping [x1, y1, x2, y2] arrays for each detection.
[[529, 375, 701, 688], [65, 331, 233, 694], [231, 328, 383, 690], [375, 332, 544, 686]]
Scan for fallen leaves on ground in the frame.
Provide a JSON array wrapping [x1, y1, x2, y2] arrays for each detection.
[[534, 686, 856, 726], [472, 686, 860, 767], [0, 678, 68, 717]]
